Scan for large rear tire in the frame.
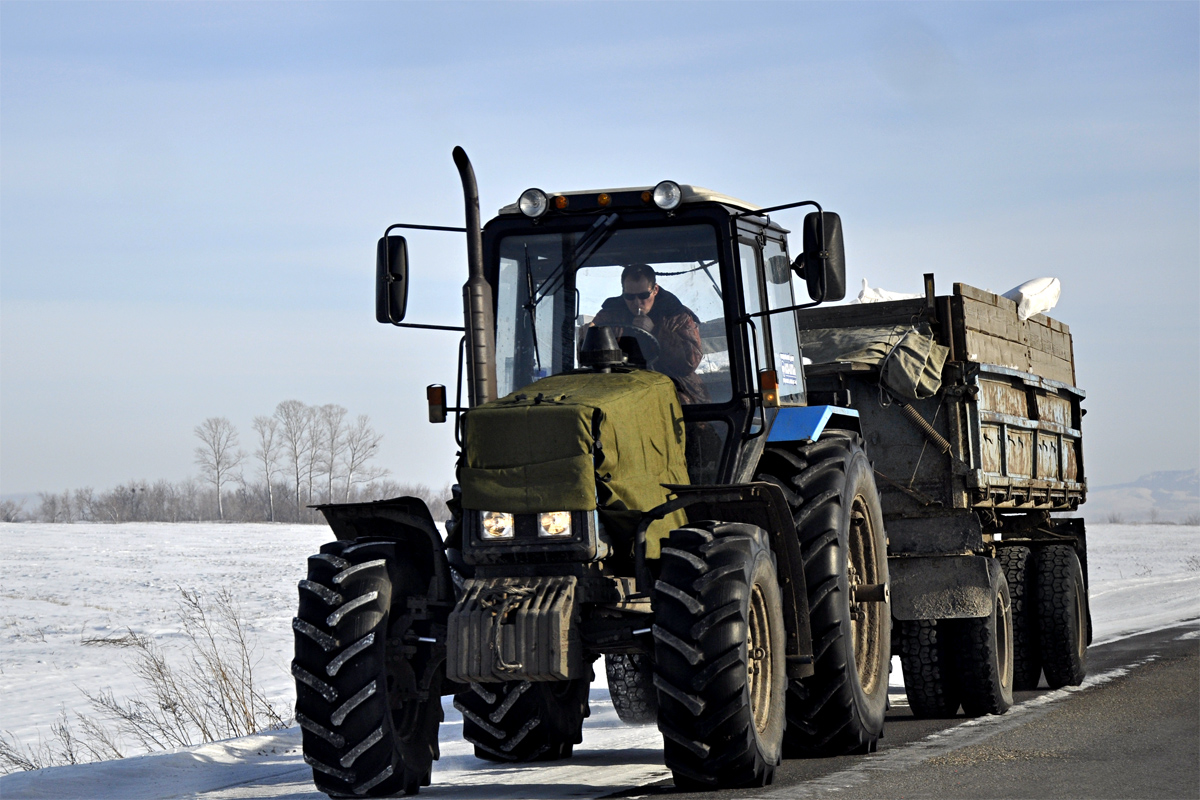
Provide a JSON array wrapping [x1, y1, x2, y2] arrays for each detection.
[[954, 564, 1014, 716], [653, 522, 786, 789], [454, 674, 591, 762], [897, 619, 960, 718], [606, 653, 658, 725], [293, 540, 442, 797], [999, 546, 1042, 690], [1036, 545, 1088, 688], [757, 436, 891, 756]]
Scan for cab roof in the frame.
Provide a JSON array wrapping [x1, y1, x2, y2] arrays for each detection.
[[497, 184, 762, 216]]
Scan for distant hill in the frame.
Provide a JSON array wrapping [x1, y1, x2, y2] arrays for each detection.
[[1085, 469, 1199, 524]]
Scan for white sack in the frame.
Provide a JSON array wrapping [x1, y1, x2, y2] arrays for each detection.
[[1003, 277, 1061, 320], [850, 278, 922, 304]]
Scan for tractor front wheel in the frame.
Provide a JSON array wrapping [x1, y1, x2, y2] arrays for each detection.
[[293, 540, 443, 797], [653, 522, 786, 789], [454, 674, 591, 762]]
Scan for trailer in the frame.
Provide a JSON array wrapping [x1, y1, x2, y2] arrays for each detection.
[[800, 277, 1090, 716]]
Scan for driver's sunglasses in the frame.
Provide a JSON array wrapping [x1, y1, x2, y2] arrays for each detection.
[[623, 290, 654, 301]]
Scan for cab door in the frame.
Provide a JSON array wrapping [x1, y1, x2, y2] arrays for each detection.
[[737, 230, 806, 406]]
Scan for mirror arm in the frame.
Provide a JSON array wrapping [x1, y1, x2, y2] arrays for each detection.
[[735, 201, 831, 302], [732, 199, 823, 218], [390, 322, 466, 332], [379, 222, 470, 326], [384, 223, 468, 234]]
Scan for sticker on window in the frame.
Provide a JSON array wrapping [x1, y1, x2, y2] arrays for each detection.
[[778, 353, 798, 386]]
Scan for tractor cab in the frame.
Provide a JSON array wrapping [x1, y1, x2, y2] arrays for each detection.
[[383, 179, 848, 485]]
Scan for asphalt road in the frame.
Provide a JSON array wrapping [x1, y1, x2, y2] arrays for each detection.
[[619, 620, 1199, 800]]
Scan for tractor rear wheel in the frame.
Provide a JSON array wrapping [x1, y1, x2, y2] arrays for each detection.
[[606, 653, 658, 725], [653, 522, 786, 789], [999, 546, 1042, 690], [1036, 545, 1089, 688], [757, 436, 891, 756], [454, 674, 591, 762], [293, 540, 443, 797]]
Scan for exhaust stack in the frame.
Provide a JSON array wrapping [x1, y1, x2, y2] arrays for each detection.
[[453, 146, 498, 407]]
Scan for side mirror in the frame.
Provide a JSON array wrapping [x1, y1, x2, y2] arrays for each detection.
[[376, 235, 409, 323], [797, 211, 846, 302]]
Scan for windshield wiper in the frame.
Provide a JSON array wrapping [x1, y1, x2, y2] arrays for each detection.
[[533, 213, 620, 305], [522, 244, 542, 373]]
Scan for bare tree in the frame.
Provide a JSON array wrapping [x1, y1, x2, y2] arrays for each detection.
[[251, 416, 281, 522], [317, 404, 349, 503], [193, 418, 244, 521], [0, 498, 25, 522], [72, 487, 96, 522], [274, 401, 314, 520], [342, 414, 388, 500], [38, 492, 62, 523]]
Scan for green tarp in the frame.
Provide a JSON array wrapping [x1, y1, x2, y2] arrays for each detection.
[[459, 369, 689, 558], [813, 326, 949, 401]]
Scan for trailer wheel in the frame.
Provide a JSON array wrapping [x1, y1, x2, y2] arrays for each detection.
[[757, 436, 890, 756], [954, 564, 1014, 716], [1036, 545, 1088, 688], [897, 620, 960, 717], [293, 540, 443, 797], [605, 653, 658, 724], [653, 522, 785, 789], [454, 673, 591, 762], [999, 546, 1042, 690]]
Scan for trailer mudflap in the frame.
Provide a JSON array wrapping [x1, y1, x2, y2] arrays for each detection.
[[889, 555, 1001, 620], [446, 576, 584, 683]]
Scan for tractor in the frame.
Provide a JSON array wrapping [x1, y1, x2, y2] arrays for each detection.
[[291, 146, 901, 795]]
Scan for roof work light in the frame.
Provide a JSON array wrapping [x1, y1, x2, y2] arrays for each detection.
[[518, 188, 549, 218]]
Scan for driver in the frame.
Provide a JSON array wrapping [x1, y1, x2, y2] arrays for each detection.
[[591, 264, 709, 404]]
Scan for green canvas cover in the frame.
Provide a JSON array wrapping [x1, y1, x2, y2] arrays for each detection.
[[459, 369, 689, 558], [832, 328, 950, 401]]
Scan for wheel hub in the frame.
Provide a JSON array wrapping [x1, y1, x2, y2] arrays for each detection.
[[848, 496, 883, 695], [747, 584, 774, 733]]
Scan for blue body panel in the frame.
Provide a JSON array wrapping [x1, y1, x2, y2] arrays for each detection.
[[766, 405, 861, 444]]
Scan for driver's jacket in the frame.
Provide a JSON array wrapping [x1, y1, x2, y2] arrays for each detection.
[[591, 288, 709, 405]]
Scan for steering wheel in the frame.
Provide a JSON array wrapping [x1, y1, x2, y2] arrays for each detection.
[[621, 326, 660, 366]]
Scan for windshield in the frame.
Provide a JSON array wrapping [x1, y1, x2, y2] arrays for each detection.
[[495, 224, 731, 404]]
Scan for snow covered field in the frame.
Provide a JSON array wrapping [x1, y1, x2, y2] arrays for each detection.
[[1, 521, 1197, 799]]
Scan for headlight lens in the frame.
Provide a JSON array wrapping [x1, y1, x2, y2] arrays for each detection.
[[652, 180, 683, 210], [538, 511, 572, 537], [480, 511, 515, 539], [518, 188, 549, 218]]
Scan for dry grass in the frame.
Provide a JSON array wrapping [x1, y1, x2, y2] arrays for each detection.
[[0, 588, 287, 774]]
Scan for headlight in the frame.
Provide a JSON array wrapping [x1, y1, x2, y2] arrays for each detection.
[[518, 188, 549, 218], [652, 180, 682, 210], [480, 511, 515, 539], [538, 511, 572, 537]]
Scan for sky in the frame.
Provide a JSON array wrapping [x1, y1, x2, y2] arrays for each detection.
[[1, 1, 1197, 496]]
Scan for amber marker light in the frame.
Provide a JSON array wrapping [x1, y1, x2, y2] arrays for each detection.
[[427, 384, 447, 423], [641, 190, 653, 203], [553, 195, 569, 210], [759, 369, 780, 407], [597, 193, 611, 207]]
